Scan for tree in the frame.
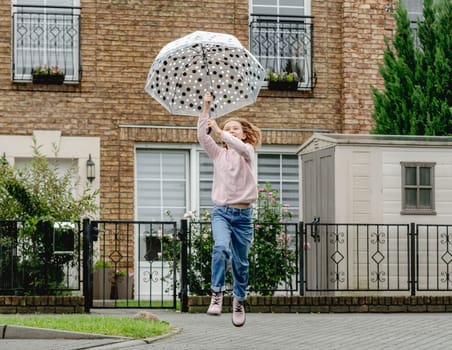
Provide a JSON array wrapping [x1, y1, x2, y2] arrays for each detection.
[[371, 0, 451, 135]]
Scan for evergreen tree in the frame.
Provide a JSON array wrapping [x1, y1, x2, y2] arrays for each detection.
[[371, 0, 452, 135]]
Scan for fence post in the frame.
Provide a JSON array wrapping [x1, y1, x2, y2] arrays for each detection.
[[82, 218, 93, 312], [299, 221, 305, 296], [179, 219, 189, 312], [410, 222, 416, 296]]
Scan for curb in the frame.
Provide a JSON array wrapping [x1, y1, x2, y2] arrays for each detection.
[[82, 327, 182, 349], [1, 324, 181, 349], [1, 324, 131, 340]]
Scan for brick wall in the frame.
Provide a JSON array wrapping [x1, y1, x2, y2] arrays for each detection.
[[189, 296, 452, 313], [341, 0, 396, 133], [0, 0, 395, 222], [0, 296, 84, 314]]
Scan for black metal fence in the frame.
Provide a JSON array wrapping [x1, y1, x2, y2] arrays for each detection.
[[302, 222, 413, 294], [417, 224, 452, 292], [83, 219, 178, 311], [3, 217, 452, 312], [82, 218, 299, 312], [0, 220, 81, 295], [184, 220, 300, 295], [301, 222, 452, 296]]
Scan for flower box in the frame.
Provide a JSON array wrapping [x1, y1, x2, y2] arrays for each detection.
[[268, 80, 299, 91], [32, 73, 65, 85], [31, 66, 65, 85]]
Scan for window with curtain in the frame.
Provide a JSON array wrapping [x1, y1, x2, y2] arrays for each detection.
[[401, 162, 436, 215], [249, 0, 314, 89], [12, 0, 80, 82]]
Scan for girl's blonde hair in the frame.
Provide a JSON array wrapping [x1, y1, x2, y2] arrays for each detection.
[[221, 117, 262, 149]]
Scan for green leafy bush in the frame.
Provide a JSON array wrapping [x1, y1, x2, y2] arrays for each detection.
[[249, 182, 296, 295], [184, 210, 215, 296], [0, 139, 98, 295]]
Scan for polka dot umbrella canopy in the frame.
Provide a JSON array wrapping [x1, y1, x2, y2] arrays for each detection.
[[145, 31, 266, 118]]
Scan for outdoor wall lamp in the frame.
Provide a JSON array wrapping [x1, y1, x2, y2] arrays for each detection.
[[86, 154, 96, 183]]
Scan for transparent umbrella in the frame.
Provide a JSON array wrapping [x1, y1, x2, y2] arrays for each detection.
[[145, 31, 265, 118]]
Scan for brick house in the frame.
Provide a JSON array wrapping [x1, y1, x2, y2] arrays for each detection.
[[0, 1, 411, 278]]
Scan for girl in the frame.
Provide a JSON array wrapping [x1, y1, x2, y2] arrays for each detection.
[[197, 92, 261, 327]]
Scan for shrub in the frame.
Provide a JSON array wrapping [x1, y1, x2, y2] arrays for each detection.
[[0, 139, 98, 295], [249, 182, 296, 295]]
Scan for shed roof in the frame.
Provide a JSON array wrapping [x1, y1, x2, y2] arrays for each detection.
[[297, 133, 452, 155]]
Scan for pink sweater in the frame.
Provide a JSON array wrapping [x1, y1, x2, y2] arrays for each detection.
[[197, 113, 258, 206]]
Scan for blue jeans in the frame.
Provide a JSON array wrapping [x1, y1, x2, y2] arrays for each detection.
[[210, 205, 253, 302]]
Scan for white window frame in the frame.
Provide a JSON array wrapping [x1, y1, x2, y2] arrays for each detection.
[[249, 0, 313, 89], [403, 0, 423, 22], [256, 145, 300, 222], [250, 0, 311, 18], [135, 143, 300, 222], [135, 144, 195, 221], [11, 0, 80, 82]]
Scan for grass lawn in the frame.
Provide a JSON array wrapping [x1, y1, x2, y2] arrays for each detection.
[[0, 313, 173, 339]]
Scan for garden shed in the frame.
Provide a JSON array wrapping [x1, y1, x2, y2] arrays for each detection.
[[297, 134, 452, 295], [298, 133, 452, 225]]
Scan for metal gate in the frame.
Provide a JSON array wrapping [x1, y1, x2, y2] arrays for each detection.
[[83, 219, 179, 311]]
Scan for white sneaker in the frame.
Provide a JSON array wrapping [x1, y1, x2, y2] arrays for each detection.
[[207, 291, 223, 315], [232, 298, 246, 327]]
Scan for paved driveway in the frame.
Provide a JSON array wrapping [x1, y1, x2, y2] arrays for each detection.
[[1, 310, 452, 350]]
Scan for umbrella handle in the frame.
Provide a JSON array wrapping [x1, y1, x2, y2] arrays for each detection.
[[203, 91, 213, 134]]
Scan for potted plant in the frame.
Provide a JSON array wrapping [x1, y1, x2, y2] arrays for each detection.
[[111, 269, 133, 300], [93, 260, 114, 300], [31, 65, 65, 85], [267, 70, 299, 91]]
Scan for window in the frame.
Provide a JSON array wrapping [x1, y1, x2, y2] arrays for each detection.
[[257, 153, 299, 222], [136, 150, 188, 221], [401, 162, 436, 215], [12, 0, 80, 82], [136, 146, 299, 222], [249, 0, 314, 89], [403, 0, 423, 46], [404, 0, 423, 22], [199, 151, 214, 213]]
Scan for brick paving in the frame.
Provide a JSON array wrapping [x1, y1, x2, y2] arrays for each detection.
[[1, 309, 452, 350]]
